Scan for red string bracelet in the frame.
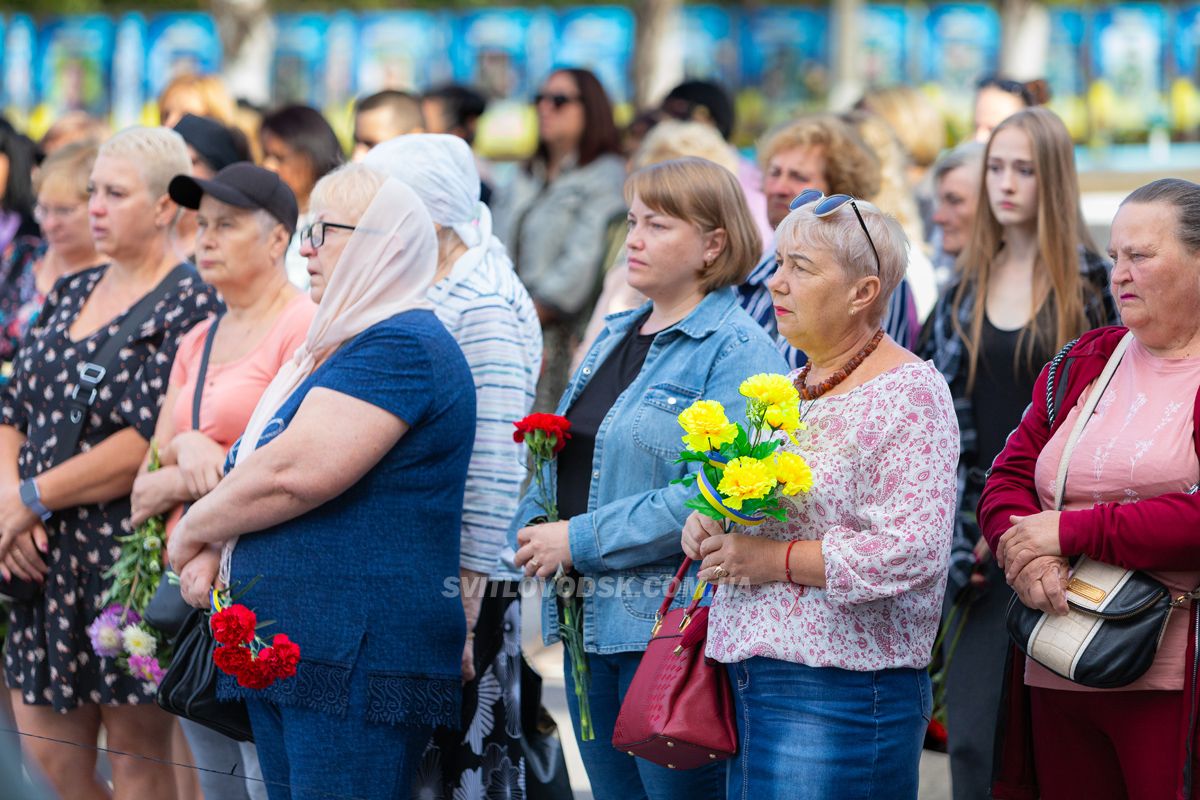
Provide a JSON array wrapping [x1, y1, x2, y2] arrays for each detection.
[[785, 540, 798, 584]]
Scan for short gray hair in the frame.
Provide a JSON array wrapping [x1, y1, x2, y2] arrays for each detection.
[[309, 163, 387, 223], [776, 199, 908, 324], [98, 126, 191, 199], [932, 140, 985, 186]]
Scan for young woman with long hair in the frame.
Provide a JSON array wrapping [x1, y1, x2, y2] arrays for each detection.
[[920, 106, 1116, 800]]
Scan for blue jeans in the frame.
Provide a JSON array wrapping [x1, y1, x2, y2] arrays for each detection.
[[727, 658, 931, 800], [245, 663, 432, 800], [563, 650, 726, 800]]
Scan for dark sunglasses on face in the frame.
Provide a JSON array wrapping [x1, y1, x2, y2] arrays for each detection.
[[300, 221, 357, 249], [534, 92, 581, 110], [789, 189, 882, 275]]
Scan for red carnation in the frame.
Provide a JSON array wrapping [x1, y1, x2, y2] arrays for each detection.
[[235, 657, 274, 690], [270, 634, 301, 679], [513, 413, 572, 453], [211, 604, 257, 646], [212, 643, 253, 676]]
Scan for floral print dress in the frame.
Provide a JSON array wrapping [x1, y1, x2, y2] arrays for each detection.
[[2, 264, 216, 710]]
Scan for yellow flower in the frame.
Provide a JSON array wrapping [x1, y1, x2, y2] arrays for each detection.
[[678, 400, 739, 453], [740, 373, 798, 407], [717, 457, 778, 509], [741, 373, 803, 436], [774, 451, 814, 496]]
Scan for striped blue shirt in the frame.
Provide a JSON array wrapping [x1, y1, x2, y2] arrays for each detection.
[[429, 249, 543, 579], [737, 252, 917, 369]]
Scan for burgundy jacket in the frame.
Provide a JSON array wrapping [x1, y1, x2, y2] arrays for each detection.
[[978, 326, 1200, 800]]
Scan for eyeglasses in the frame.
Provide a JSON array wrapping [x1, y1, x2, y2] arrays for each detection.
[[533, 93, 581, 110], [300, 221, 357, 249], [34, 202, 84, 223], [788, 189, 882, 274]]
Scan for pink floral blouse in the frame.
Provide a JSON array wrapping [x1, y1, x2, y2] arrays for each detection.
[[706, 361, 959, 671]]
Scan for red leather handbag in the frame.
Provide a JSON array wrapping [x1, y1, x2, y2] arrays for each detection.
[[611, 557, 737, 769]]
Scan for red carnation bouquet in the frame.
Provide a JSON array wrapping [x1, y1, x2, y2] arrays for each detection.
[[513, 412, 592, 740], [208, 588, 300, 690]]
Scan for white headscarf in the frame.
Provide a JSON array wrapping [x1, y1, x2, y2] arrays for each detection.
[[218, 175, 437, 582], [363, 134, 510, 279]]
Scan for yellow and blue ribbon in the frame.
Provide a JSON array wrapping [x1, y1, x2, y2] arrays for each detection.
[[697, 467, 766, 527]]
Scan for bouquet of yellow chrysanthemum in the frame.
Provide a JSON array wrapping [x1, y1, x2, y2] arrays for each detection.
[[673, 374, 814, 526]]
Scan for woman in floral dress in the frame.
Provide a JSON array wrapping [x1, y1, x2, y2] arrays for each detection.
[[0, 127, 215, 799]]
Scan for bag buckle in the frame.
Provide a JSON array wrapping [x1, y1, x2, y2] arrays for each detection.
[[650, 614, 663, 638], [1173, 590, 1200, 608], [78, 362, 106, 385]]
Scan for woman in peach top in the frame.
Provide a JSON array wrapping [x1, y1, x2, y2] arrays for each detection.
[[983, 178, 1200, 799], [129, 163, 314, 800]]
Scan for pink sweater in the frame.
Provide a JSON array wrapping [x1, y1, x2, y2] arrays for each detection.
[[706, 361, 959, 670]]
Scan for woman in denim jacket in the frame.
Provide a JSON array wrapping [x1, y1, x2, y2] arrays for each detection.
[[510, 157, 787, 800]]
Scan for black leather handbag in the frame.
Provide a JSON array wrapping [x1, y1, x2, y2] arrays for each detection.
[[156, 607, 254, 742]]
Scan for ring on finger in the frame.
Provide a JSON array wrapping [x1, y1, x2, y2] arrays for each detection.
[[530, 558, 541, 569], [712, 565, 729, 580]]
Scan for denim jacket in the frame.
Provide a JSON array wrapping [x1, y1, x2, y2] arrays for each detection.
[[508, 287, 789, 653]]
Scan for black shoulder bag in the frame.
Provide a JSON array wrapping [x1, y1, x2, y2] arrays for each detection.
[[0, 264, 194, 602], [144, 316, 222, 637]]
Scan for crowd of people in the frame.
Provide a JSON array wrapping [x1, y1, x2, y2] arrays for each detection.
[[0, 64, 1194, 800]]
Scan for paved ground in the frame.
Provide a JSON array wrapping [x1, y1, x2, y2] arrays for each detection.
[[522, 601, 952, 800]]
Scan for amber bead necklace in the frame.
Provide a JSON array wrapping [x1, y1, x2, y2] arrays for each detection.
[[794, 328, 885, 419]]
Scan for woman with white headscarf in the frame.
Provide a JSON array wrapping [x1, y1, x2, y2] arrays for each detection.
[[364, 134, 539, 798], [166, 164, 476, 800]]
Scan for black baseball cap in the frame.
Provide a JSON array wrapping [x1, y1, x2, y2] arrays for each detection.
[[173, 114, 243, 173], [169, 162, 299, 234]]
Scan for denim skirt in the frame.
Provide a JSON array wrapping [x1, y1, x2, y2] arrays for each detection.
[[726, 657, 931, 800]]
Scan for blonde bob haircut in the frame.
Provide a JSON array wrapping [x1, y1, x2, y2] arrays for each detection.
[[775, 199, 908, 325], [624, 157, 762, 292], [34, 140, 100, 200], [98, 127, 191, 200], [311, 163, 388, 223]]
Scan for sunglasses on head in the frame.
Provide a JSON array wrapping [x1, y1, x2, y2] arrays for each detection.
[[533, 92, 581, 110], [789, 189, 882, 275]]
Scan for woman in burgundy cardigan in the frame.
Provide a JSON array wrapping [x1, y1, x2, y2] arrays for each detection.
[[979, 178, 1200, 799]]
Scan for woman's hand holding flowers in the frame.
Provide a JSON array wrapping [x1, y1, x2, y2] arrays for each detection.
[[681, 511, 723, 560], [515, 520, 572, 578], [695, 529, 785, 586], [130, 468, 186, 528], [169, 431, 228, 500]]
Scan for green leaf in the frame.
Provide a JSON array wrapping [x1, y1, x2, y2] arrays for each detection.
[[751, 439, 781, 459], [684, 496, 724, 521], [674, 451, 709, 464], [733, 425, 750, 454], [670, 474, 697, 487]]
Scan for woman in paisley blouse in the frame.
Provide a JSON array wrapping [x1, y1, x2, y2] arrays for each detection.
[[0, 127, 215, 799], [682, 192, 959, 799]]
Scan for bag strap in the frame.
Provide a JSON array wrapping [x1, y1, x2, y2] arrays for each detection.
[[60, 263, 194, 466], [655, 557, 693, 620], [191, 316, 222, 431], [1053, 331, 1134, 510]]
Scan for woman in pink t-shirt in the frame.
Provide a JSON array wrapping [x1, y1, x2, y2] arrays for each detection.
[[129, 163, 315, 800], [983, 179, 1200, 799]]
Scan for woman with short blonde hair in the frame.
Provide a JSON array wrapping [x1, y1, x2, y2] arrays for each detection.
[[0, 126, 215, 799], [511, 157, 787, 800]]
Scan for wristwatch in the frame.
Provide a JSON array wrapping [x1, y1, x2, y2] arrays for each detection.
[[18, 479, 51, 522]]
